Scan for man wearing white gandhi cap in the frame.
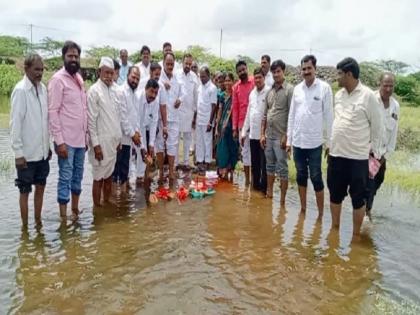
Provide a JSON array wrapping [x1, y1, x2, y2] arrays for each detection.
[[87, 56, 122, 206]]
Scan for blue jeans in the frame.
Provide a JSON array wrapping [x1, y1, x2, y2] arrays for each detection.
[[264, 138, 288, 179], [293, 145, 324, 192], [57, 145, 85, 205]]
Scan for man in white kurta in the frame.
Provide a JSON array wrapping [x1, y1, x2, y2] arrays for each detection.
[[156, 52, 184, 186], [194, 67, 217, 168], [366, 72, 399, 215], [135, 45, 151, 90], [176, 54, 198, 169], [88, 57, 122, 206], [112, 66, 142, 190], [136, 63, 167, 183], [136, 79, 161, 180]]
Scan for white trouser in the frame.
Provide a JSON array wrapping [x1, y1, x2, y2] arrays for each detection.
[[241, 133, 251, 166], [156, 121, 179, 156], [195, 125, 213, 163], [176, 131, 192, 166]]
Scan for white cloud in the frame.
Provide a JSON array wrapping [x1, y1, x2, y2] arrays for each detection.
[[0, 0, 418, 67]]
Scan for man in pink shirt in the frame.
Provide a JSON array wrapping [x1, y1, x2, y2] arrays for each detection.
[[48, 41, 88, 220], [232, 60, 254, 185]]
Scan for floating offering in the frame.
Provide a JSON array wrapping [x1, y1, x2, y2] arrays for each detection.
[[189, 178, 216, 199], [176, 186, 189, 201], [154, 187, 175, 200]]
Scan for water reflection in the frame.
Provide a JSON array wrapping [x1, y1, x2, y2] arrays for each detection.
[[0, 126, 419, 314]]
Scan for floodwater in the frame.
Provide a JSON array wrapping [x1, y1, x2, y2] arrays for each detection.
[[1, 125, 420, 314]]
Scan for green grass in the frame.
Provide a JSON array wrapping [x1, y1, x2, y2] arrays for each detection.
[[0, 155, 13, 172], [399, 105, 420, 131], [0, 113, 8, 128]]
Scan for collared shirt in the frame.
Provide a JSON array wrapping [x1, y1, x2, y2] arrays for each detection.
[[197, 80, 217, 126], [232, 77, 255, 130], [118, 82, 142, 146], [117, 61, 133, 85], [176, 69, 199, 131], [48, 67, 88, 147], [242, 85, 270, 140], [263, 81, 294, 140], [135, 61, 150, 89], [87, 80, 122, 149], [10, 75, 49, 161], [287, 78, 333, 149], [330, 82, 383, 160], [139, 89, 160, 148], [376, 91, 399, 159], [264, 71, 274, 88], [159, 70, 184, 122]]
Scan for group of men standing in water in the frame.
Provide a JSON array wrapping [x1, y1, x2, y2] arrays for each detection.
[[10, 40, 399, 238]]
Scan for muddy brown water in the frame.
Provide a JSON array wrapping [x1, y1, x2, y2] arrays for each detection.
[[0, 127, 420, 315]]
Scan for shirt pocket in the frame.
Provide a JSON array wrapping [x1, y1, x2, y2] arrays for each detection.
[[385, 114, 397, 131], [308, 96, 323, 115]]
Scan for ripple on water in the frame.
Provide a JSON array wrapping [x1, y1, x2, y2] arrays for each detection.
[[0, 127, 420, 314]]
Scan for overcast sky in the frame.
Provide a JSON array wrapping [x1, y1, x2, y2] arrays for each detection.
[[1, 0, 419, 67]]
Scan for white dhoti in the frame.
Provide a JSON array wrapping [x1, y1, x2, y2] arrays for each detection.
[[89, 136, 120, 181], [156, 121, 179, 156], [195, 124, 213, 163]]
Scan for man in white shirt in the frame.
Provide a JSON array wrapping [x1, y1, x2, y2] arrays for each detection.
[[176, 53, 198, 170], [136, 62, 167, 184], [87, 57, 122, 206], [112, 66, 141, 192], [327, 57, 383, 237], [287, 55, 333, 218], [261, 55, 274, 87], [159, 42, 181, 73], [241, 67, 270, 193], [194, 66, 218, 170], [156, 52, 183, 187], [10, 54, 51, 227], [366, 72, 399, 217], [137, 79, 160, 184], [117, 49, 132, 85], [135, 45, 151, 89]]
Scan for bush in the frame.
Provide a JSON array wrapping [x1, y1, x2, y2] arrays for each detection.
[[395, 76, 419, 104], [43, 56, 63, 71], [359, 62, 381, 88], [0, 64, 22, 95]]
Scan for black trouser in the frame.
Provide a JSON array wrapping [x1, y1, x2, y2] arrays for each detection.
[[112, 145, 131, 184], [366, 160, 386, 211], [250, 139, 267, 192]]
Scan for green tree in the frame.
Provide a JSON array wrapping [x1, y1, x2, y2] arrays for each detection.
[[394, 75, 419, 104], [0, 64, 22, 95], [373, 59, 409, 75], [85, 45, 119, 60], [36, 37, 64, 57], [359, 62, 381, 88], [0, 35, 30, 57], [186, 45, 212, 63]]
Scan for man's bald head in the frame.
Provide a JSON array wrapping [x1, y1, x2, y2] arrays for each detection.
[[379, 72, 395, 102]]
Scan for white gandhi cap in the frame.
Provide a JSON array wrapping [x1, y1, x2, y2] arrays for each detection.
[[98, 56, 114, 69]]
